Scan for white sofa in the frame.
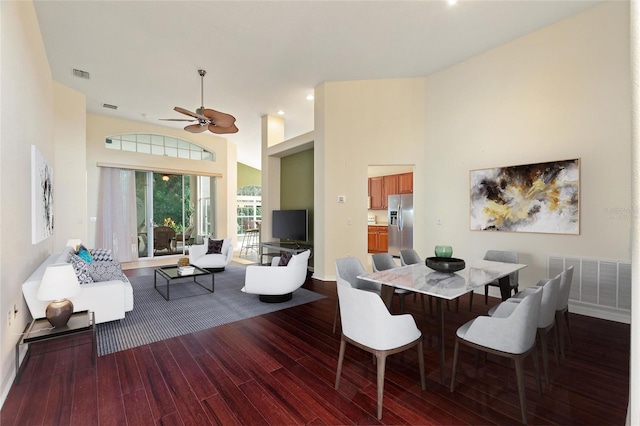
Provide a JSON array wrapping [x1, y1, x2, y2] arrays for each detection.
[[189, 237, 234, 271], [22, 248, 134, 324], [242, 250, 311, 302]]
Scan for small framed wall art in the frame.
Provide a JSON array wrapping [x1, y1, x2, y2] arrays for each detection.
[[470, 158, 580, 234], [31, 145, 54, 243]]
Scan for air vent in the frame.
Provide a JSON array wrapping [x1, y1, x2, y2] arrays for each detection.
[[72, 68, 90, 79], [102, 103, 118, 110]]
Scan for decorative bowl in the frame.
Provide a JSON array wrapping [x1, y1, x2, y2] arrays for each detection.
[[425, 257, 466, 273]]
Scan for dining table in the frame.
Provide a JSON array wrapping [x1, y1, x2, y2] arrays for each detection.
[[358, 258, 527, 384]]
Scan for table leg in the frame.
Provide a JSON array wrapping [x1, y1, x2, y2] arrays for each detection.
[[498, 275, 511, 301], [437, 299, 446, 385], [91, 311, 97, 365]]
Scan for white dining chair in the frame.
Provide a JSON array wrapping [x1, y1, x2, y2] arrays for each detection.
[[489, 274, 560, 384], [451, 287, 542, 424], [469, 249, 520, 310], [333, 257, 381, 333], [335, 276, 425, 419], [371, 253, 411, 313], [400, 249, 433, 319]]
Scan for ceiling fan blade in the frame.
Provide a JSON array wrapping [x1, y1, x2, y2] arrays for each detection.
[[174, 106, 208, 121], [184, 123, 208, 133], [202, 109, 236, 127], [159, 118, 196, 122], [208, 123, 239, 134]]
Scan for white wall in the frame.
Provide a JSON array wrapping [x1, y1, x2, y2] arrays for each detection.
[[0, 0, 54, 405], [314, 2, 631, 292]]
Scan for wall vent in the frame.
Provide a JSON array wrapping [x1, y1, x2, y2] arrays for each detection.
[[102, 103, 118, 110], [548, 255, 631, 321], [72, 68, 90, 79]]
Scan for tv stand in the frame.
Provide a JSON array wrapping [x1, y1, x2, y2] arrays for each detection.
[[259, 241, 312, 265]]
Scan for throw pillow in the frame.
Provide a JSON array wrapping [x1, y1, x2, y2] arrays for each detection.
[[206, 239, 224, 254], [91, 248, 114, 262], [69, 254, 94, 285], [76, 244, 93, 263], [278, 252, 293, 266], [87, 261, 127, 282]]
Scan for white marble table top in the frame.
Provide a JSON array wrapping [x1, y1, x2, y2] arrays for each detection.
[[358, 259, 527, 300]]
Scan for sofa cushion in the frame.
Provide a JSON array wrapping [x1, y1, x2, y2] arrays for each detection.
[[69, 254, 94, 284], [91, 248, 114, 262], [206, 238, 224, 254], [278, 252, 293, 266], [87, 261, 128, 282]]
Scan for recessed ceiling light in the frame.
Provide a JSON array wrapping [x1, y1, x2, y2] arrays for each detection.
[[277, 110, 285, 115], [448, 0, 457, 5], [306, 94, 314, 101]]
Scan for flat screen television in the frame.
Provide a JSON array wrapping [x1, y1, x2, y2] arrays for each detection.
[[272, 209, 308, 243]]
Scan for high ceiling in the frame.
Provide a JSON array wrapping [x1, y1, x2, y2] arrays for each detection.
[[34, 0, 601, 170]]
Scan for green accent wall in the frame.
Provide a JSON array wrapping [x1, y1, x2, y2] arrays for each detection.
[[281, 148, 314, 245], [237, 162, 261, 188]]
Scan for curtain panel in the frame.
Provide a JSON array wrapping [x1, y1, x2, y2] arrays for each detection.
[[95, 167, 138, 263]]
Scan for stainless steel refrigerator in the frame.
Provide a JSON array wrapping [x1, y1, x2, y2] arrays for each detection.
[[388, 194, 413, 257]]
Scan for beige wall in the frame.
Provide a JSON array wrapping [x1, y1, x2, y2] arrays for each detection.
[[0, 0, 54, 404], [314, 2, 630, 291], [422, 1, 630, 286], [315, 77, 427, 278], [85, 114, 237, 248]]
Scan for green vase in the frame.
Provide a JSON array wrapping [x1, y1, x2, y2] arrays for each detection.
[[434, 245, 453, 258]]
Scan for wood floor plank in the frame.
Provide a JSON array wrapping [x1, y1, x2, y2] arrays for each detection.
[[149, 341, 212, 426], [0, 274, 630, 426], [132, 345, 178, 420]]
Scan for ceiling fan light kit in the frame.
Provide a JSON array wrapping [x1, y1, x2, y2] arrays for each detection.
[[161, 69, 238, 135]]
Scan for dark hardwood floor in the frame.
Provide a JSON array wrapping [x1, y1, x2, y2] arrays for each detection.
[[2, 266, 630, 425]]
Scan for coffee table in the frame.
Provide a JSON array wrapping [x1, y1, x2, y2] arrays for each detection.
[[154, 265, 214, 300]]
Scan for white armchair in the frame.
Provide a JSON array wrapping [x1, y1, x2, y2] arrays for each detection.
[[189, 237, 234, 271], [242, 250, 311, 302]]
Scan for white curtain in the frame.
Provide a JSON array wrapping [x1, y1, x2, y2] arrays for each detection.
[[95, 167, 138, 262]]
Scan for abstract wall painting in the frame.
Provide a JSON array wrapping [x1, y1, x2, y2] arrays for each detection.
[[31, 145, 54, 244], [470, 159, 580, 234]]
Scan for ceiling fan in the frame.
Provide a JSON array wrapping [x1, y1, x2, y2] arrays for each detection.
[[161, 69, 238, 134]]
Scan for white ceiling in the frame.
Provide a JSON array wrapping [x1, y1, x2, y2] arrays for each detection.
[[34, 0, 601, 170]]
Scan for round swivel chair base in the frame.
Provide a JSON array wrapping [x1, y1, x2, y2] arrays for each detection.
[[259, 293, 292, 303]]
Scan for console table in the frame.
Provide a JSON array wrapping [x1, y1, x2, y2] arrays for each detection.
[[259, 241, 312, 265]]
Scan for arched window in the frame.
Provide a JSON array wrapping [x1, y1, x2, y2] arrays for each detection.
[[105, 134, 215, 161]]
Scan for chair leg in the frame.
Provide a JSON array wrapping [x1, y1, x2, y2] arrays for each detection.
[[551, 323, 560, 366], [514, 357, 528, 425], [450, 339, 460, 392], [333, 302, 340, 334], [484, 285, 489, 305], [469, 291, 474, 311], [564, 309, 573, 345], [399, 293, 406, 313], [539, 329, 549, 385], [335, 337, 347, 389], [556, 311, 565, 358], [417, 340, 426, 391], [375, 351, 388, 420]]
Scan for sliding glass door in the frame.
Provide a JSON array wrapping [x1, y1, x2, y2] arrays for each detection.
[[136, 171, 192, 258]]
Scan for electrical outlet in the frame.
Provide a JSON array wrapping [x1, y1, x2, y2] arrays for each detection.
[[7, 311, 11, 327]]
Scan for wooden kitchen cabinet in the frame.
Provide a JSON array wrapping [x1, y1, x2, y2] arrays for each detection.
[[368, 225, 388, 253], [383, 175, 398, 204], [369, 177, 385, 210], [398, 172, 413, 194]]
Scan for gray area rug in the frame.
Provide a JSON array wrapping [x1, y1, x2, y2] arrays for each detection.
[[96, 265, 325, 356]]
